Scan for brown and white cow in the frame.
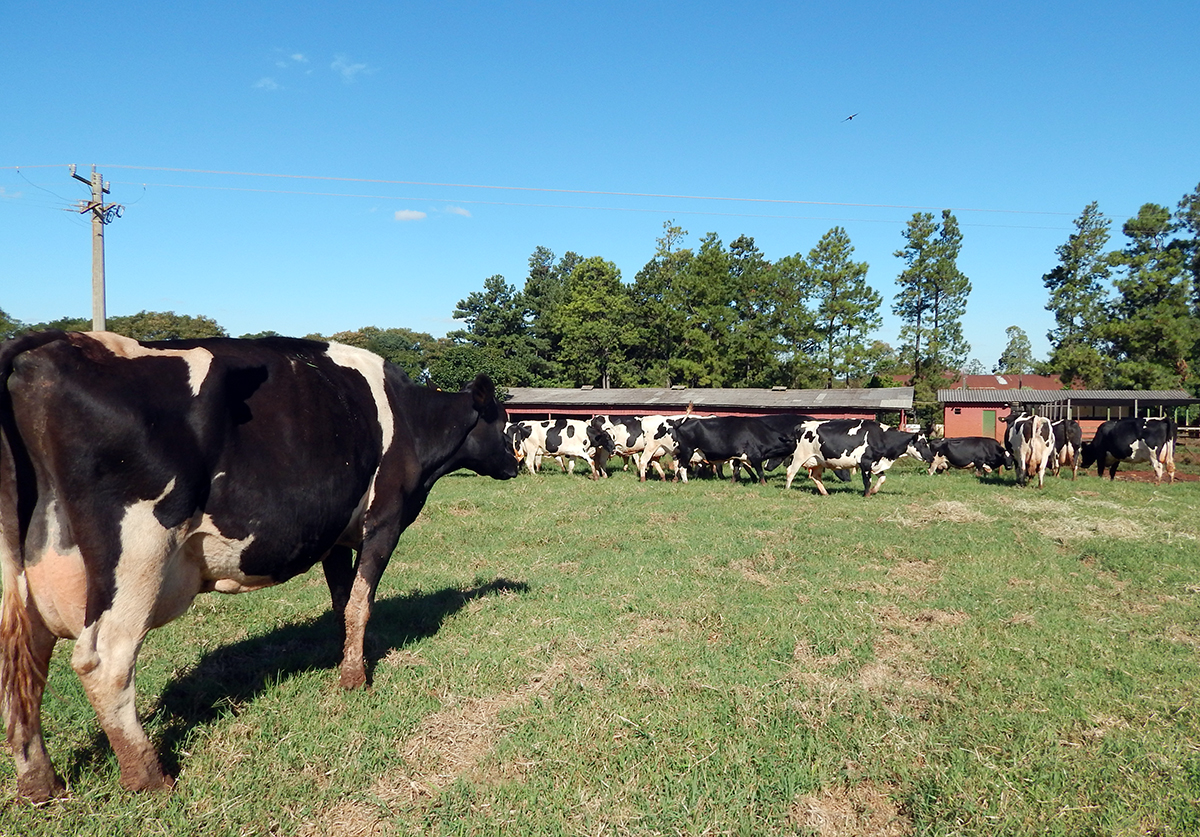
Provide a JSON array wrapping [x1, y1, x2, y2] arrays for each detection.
[[0, 331, 518, 801]]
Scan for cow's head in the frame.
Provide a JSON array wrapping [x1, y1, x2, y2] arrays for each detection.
[[906, 433, 934, 464], [457, 375, 519, 480], [1080, 441, 1099, 470]]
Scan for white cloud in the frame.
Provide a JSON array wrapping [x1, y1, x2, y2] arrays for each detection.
[[332, 55, 374, 83], [394, 209, 427, 222], [445, 206, 472, 218], [290, 53, 308, 63], [254, 77, 281, 91]]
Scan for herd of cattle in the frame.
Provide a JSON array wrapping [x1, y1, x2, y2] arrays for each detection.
[[505, 410, 1178, 494], [0, 331, 1183, 803]]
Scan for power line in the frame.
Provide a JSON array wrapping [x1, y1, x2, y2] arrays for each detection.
[[105, 179, 1071, 230], [95, 163, 1078, 219]]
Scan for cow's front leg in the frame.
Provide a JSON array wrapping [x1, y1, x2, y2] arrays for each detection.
[[322, 545, 355, 650], [337, 539, 399, 690], [2, 594, 65, 803], [72, 617, 172, 792]]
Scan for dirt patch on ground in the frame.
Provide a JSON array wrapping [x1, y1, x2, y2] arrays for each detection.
[[792, 781, 913, 836]]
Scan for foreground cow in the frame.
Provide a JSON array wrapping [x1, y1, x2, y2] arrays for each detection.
[[927, 436, 1014, 477], [669, 414, 816, 484], [1050, 419, 1083, 480], [0, 331, 518, 801], [1004, 412, 1055, 488], [1081, 416, 1176, 483], [785, 419, 933, 496]]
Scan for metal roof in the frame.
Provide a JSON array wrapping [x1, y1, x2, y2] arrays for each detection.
[[937, 388, 1199, 406], [505, 386, 914, 412]]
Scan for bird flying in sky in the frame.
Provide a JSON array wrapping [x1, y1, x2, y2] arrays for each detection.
[[843, 112, 859, 122]]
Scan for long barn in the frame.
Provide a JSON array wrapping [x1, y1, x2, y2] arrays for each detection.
[[503, 386, 916, 425]]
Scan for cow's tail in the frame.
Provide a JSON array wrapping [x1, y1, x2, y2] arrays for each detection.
[[0, 331, 65, 736]]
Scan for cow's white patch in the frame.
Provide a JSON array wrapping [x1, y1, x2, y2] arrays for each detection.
[[24, 496, 89, 639], [182, 513, 271, 594], [325, 342, 394, 455], [84, 331, 213, 397]]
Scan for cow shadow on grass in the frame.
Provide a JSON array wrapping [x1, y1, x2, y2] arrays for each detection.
[[60, 577, 530, 785]]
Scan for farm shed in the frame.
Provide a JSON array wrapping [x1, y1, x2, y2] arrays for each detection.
[[937, 387, 1200, 441], [503, 386, 915, 425]]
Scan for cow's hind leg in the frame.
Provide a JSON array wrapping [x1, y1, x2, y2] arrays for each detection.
[[72, 615, 172, 792], [1, 587, 65, 802]]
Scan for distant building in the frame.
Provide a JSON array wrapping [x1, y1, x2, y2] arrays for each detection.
[[938, 381, 1199, 441], [503, 386, 915, 425]]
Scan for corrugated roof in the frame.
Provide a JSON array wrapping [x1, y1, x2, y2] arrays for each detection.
[[505, 386, 914, 411], [937, 388, 1199, 405]]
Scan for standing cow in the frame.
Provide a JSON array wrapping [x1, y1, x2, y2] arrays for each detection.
[[1004, 411, 1055, 488], [927, 436, 1014, 477], [1050, 419, 1083, 480], [516, 419, 614, 479], [0, 331, 518, 801], [1081, 416, 1176, 483], [785, 419, 933, 496]]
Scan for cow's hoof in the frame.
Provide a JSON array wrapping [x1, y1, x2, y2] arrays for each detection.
[[17, 771, 67, 804]]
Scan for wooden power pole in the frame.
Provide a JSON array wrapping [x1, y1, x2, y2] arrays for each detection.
[[70, 165, 123, 331]]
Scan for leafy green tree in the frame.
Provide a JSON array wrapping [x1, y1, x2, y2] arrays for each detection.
[[1, 307, 23, 339], [1101, 203, 1199, 389], [1175, 183, 1200, 313], [670, 232, 738, 387], [327, 325, 437, 381], [994, 326, 1036, 375], [521, 247, 582, 384], [553, 257, 638, 388], [449, 274, 550, 386], [725, 235, 788, 387], [773, 253, 821, 388], [1042, 202, 1113, 386], [630, 221, 693, 386], [806, 227, 881, 387], [425, 343, 512, 394], [892, 211, 971, 380], [26, 310, 228, 340]]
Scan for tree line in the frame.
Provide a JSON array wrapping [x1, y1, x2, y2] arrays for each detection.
[[3, 181, 1198, 401]]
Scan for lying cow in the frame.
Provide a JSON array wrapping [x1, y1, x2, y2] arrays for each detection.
[[785, 419, 933, 496], [1081, 416, 1176, 483], [1050, 419, 1083, 480], [0, 330, 518, 801], [1004, 412, 1055, 488], [927, 436, 1014, 477]]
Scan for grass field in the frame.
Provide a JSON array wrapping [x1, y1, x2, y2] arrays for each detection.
[[2, 453, 1199, 836]]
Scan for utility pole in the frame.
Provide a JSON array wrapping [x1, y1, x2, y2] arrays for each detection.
[[70, 165, 123, 331]]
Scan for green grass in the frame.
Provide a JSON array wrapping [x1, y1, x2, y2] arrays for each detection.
[[3, 457, 1200, 836]]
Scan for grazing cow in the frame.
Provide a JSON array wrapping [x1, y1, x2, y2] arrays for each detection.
[[0, 331, 518, 802], [517, 419, 614, 479], [1004, 412, 1055, 488], [1080, 416, 1177, 483], [668, 415, 817, 485], [635, 414, 696, 481], [1050, 419, 1083, 480], [589, 415, 663, 477], [927, 436, 1014, 477], [785, 419, 933, 496]]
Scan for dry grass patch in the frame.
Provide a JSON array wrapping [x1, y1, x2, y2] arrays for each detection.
[[882, 500, 993, 528], [792, 781, 913, 836]]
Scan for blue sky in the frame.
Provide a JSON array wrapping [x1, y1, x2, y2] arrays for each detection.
[[3, 1, 1198, 369]]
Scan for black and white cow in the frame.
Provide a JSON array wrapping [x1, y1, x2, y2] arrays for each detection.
[[927, 436, 1014, 477], [517, 418, 615, 479], [0, 331, 518, 801], [668, 415, 816, 485], [784, 419, 933, 496], [636, 414, 699, 481], [589, 415, 664, 478], [1003, 412, 1055, 488], [1050, 419, 1083, 480], [1080, 416, 1177, 483]]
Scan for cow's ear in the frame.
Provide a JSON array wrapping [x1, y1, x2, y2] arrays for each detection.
[[469, 374, 499, 420]]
